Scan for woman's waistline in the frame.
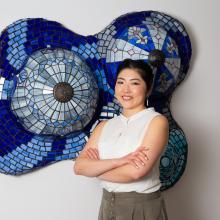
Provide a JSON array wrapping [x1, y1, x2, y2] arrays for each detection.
[[102, 188, 161, 203]]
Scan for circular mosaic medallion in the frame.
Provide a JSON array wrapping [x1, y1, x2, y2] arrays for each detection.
[[11, 48, 99, 136]]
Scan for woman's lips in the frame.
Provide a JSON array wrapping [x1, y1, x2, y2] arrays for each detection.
[[122, 96, 133, 101]]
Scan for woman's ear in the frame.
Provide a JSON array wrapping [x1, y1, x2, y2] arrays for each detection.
[[146, 87, 152, 98]]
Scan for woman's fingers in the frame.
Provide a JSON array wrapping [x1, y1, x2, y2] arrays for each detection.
[[87, 148, 100, 160], [124, 148, 150, 168], [84, 148, 99, 160], [138, 150, 149, 161], [85, 150, 95, 159], [127, 154, 145, 168], [94, 148, 100, 159], [131, 151, 148, 164], [92, 148, 99, 160], [136, 154, 147, 165], [134, 150, 147, 159], [135, 147, 150, 161], [128, 160, 139, 168], [129, 159, 142, 169], [88, 148, 98, 159], [123, 152, 140, 168]]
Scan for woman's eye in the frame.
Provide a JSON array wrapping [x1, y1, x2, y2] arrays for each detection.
[[117, 81, 123, 84], [132, 82, 140, 85]]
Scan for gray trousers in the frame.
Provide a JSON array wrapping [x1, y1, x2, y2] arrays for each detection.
[[98, 189, 168, 220]]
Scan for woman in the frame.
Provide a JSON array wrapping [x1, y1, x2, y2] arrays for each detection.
[[74, 59, 169, 220]]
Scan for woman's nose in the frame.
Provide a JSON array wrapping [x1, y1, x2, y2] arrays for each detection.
[[123, 84, 131, 92]]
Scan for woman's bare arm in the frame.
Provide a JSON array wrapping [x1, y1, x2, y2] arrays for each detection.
[[73, 120, 128, 177], [97, 115, 169, 183]]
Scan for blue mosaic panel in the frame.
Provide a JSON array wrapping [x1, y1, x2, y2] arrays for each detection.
[[0, 11, 192, 191]]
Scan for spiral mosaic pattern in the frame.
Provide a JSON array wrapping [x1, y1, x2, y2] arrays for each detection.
[[11, 48, 98, 136], [0, 11, 192, 191]]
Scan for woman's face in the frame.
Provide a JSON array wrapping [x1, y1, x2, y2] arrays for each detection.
[[115, 68, 148, 111]]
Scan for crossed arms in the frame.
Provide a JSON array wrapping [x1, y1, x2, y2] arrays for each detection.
[[73, 115, 169, 183]]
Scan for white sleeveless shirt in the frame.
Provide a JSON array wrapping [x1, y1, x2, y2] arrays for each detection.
[[98, 107, 162, 193]]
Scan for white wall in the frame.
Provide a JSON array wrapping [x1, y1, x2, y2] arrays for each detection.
[[0, 0, 219, 219]]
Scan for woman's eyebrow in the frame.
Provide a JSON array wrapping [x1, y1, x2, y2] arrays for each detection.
[[130, 78, 141, 81], [117, 77, 141, 81]]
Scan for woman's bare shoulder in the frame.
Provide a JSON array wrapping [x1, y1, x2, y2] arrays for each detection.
[[94, 115, 119, 130], [149, 114, 169, 131], [96, 119, 108, 128], [84, 120, 109, 148]]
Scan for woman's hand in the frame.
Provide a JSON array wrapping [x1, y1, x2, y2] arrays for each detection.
[[131, 146, 150, 168], [84, 148, 100, 160], [121, 146, 150, 169]]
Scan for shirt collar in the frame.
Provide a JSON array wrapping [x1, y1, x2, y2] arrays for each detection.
[[120, 107, 155, 124]]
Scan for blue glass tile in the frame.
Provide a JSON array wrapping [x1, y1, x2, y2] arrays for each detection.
[[70, 148, 77, 153], [36, 156, 43, 161], [63, 149, 69, 154], [61, 154, 69, 159], [27, 148, 34, 153], [16, 163, 23, 169], [33, 149, 40, 155], [32, 139, 38, 144], [20, 160, 27, 166], [31, 159, 38, 165], [7, 53, 13, 60], [18, 154, 24, 160], [4, 160, 10, 166], [10, 159, 16, 165], [16, 147, 22, 153], [14, 157, 20, 163], [55, 156, 61, 160], [24, 157, 31, 162], [4, 166, 10, 172], [21, 27, 27, 32], [22, 151, 28, 156], [21, 144, 27, 150], [8, 27, 15, 34], [26, 163, 33, 168], [29, 153, 36, 159], [40, 152, 47, 156]]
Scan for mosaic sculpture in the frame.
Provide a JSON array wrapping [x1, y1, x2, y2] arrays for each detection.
[[0, 11, 192, 191]]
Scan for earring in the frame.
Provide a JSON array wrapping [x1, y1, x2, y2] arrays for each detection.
[[145, 95, 148, 107], [146, 98, 148, 107]]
